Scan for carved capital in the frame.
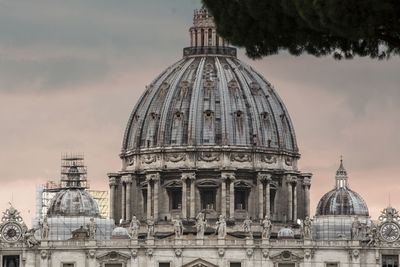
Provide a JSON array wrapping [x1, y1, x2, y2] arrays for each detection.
[[109, 177, 117, 187], [181, 172, 196, 181], [121, 176, 132, 184], [146, 173, 160, 182], [303, 177, 311, 187], [286, 175, 297, 184], [221, 172, 235, 181], [257, 173, 272, 182]]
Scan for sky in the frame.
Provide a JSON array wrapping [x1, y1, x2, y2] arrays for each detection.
[[1, 0, 400, 224]]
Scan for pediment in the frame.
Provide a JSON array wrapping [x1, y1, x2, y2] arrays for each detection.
[[96, 251, 130, 262], [182, 258, 218, 267], [270, 250, 303, 262]]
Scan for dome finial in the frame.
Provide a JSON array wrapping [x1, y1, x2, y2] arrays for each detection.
[[335, 156, 348, 188]]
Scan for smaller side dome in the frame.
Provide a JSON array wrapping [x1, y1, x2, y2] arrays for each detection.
[[47, 189, 100, 217], [277, 227, 295, 239], [112, 227, 130, 239], [316, 158, 369, 216]]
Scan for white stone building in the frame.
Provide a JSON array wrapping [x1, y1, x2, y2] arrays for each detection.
[[1, 7, 400, 267]]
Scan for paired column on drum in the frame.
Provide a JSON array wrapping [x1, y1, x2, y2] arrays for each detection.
[[221, 172, 235, 219], [145, 173, 160, 221], [109, 177, 117, 219], [121, 175, 134, 222], [257, 173, 272, 219], [286, 175, 298, 222], [303, 176, 312, 217], [181, 172, 196, 219]]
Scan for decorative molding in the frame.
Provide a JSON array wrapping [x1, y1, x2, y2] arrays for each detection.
[[231, 153, 252, 162], [261, 155, 277, 164], [96, 251, 130, 262], [198, 152, 220, 162], [166, 153, 186, 163], [141, 154, 157, 164]]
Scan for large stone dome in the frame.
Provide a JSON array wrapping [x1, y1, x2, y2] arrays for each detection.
[[316, 160, 369, 216], [109, 7, 310, 226], [122, 55, 297, 153], [47, 189, 100, 217]]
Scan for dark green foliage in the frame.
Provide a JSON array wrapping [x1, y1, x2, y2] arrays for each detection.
[[202, 0, 400, 59]]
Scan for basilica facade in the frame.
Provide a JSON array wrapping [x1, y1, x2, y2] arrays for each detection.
[[1, 7, 400, 267]]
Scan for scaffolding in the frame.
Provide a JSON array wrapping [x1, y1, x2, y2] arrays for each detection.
[[34, 154, 109, 221]]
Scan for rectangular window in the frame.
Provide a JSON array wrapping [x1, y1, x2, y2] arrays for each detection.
[[326, 263, 338, 267], [230, 263, 241, 267], [62, 264, 75, 267], [159, 263, 171, 267], [278, 264, 295, 267], [105, 264, 123, 267], [201, 189, 216, 210], [170, 189, 182, 210], [235, 189, 248, 210], [3, 256, 20, 267], [383, 255, 399, 267]]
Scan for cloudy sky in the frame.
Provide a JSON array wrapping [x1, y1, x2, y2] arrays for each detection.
[[1, 0, 400, 223]]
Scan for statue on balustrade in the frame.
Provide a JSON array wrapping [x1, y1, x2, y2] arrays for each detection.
[[40, 216, 50, 240], [366, 226, 379, 247], [242, 216, 252, 238], [216, 215, 227, 238], [195, 212, 207, 239], [303, 216, 312, 239], [87, 217, 97, 240], [173, 217, 184, 238], [351, 216, 362, 240], [261, 215, 272, 239], [129, 215, 141, 239], [24, 228, 39, 248], [147, 216, 155, 238]]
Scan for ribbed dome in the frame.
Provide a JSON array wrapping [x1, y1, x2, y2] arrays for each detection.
[[121, 8, 297, 155], [277, 227, 295, 239], [122, 56, 297, 153], [316, 159, 369, 216], [47, 189, 100, 217], [316, 188, 369, 216]]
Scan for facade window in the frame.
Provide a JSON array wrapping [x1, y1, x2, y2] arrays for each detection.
[[383, 255, 399, 267], [235, 189, 248, 210], [326, 263, 338, 267], [159, 263, 171, 267], [278, 264, 295, 267], [170, 189, 182, 210], [201, 189, 216, 210], [104, 264, 123, 267], [62, 264, 75, 267], [3, 256, 20, 267], [230, 263, 241, 267]]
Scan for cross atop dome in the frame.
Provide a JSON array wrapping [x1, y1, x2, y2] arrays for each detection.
[[335, 156, 348, 188]]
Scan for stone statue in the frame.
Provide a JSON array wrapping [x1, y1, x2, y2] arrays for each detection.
[[147, 216, 155, 238], [172, 217, 183, 238], [41, 216, 50, 240], [261, 215, 272, 239], [242, 216, 252, 237], [129, 216, 141, 239], [216, 215, 227, 238], [351, 216, 361, 240], [195, 212, 207, 238], [303, 216, 312, 239], [24, 228, 39, 247], [87, 217, 97, 240], [366, 226, 379, 247]]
